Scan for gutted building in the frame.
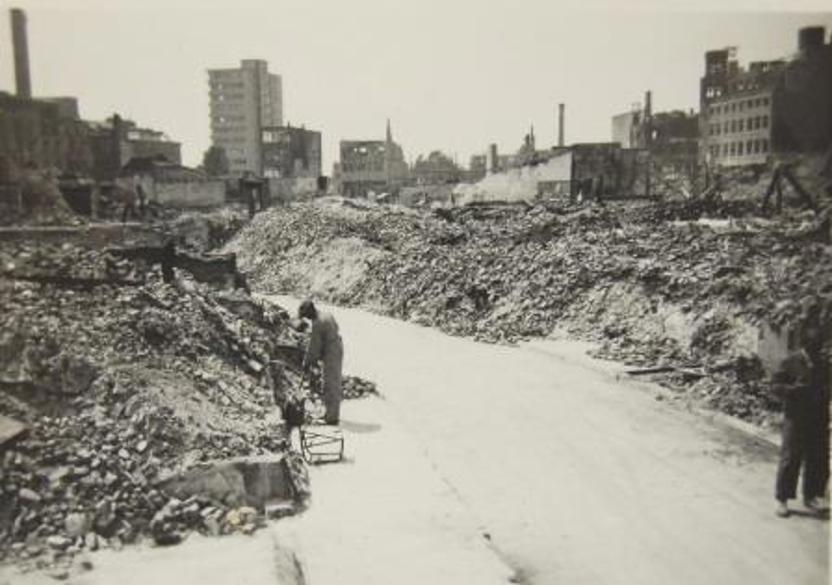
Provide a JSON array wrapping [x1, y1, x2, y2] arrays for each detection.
[[86, 115, 181, 181], [336, 120, 408, 198], [700, 26, 832, 167], [0, 92, 91, 176], [261, 125, 321, 179]]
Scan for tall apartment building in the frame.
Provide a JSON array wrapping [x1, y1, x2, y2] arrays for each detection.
[[700, 27, 832, 167], [208, 59, 282, 175]]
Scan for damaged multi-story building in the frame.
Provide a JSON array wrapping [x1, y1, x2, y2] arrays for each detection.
[[0, 9, 91, 178], [0, 8, 181, 183], [700, 26, 832, 167], [612, 91, 700, 187], [0, 92, 92, 177], [208, 59, 283, 176], [260, 124, 323, 199], [261, 125, 321, 179], [334, 120, 409, 198], [86, 114, 181, 181]]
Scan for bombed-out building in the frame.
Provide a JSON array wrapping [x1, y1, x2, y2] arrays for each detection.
[[0, 93, 92, 177], [335, 120, 409, 198], [261, 125, 321, 179], [86, 115, 181, 181], [700, 26, 832, 167], [612, 91, 699, 183], [0, 10, 91, 178]]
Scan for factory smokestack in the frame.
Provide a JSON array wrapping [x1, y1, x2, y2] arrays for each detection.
[[11, 8, 32, 99], [557, 103, 565, 147]]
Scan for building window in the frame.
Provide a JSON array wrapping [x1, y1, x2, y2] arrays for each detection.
[[738, 119, 744, 132], [762, 115, 769, 128], [731, 120, 737, 132], [746, 140, 753, 154], [737, 142, 744, 155], [729, 143, 735, 156], [761, 139, 768, 152], [723, 122, 729, 133]]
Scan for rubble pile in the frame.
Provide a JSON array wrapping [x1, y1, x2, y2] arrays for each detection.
[[0, 241, 306, 571], [163, 207, 248, 253], [342, 376, 378, 400], [231, 198, 832, 424]]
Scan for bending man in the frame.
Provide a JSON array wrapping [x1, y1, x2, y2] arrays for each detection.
[[299, 299, 344, 425]]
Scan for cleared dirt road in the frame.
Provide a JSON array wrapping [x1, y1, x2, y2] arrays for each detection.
[[278, 297, 829, 585]]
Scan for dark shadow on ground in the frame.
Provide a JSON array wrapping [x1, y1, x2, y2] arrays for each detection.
[[340, 420, 382, 434]]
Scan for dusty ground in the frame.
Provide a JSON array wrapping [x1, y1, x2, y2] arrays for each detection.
[[275, 296, 828, 585]]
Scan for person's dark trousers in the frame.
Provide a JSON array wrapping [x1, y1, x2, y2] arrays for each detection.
[[803, 398, 829, 500], [776, 390, 829, 501]]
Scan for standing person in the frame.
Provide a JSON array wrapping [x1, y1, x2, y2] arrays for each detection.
[[773, 301, 830, 517], [299, 300, 344, 425]]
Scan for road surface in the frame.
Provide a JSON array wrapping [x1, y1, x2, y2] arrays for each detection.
[[278, 297, 828, 585]]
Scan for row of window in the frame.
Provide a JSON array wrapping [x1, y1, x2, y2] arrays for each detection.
[[212, 82, 244, 90], [213, 115, 245, 123], [708, 96, 770, 116], [708, 139, 769, 158], [708, 115, 769, 136], [212, 93, 245, 102]]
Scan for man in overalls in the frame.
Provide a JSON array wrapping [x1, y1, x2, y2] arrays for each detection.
[[299, 300, 344, 425]]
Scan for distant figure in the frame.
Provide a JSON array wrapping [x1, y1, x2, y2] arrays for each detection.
[[299, 300, 344, 425], [135, 181, 147, 218], [118, 186, 139, 223], [773, 302, 830, 518]]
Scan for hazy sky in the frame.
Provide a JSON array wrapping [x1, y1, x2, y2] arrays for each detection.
[[0, 1, 829, 170]]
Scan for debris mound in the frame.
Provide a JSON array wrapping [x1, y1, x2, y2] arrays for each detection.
[[229, 197, 832, 426], [0, 240, 306, 572]]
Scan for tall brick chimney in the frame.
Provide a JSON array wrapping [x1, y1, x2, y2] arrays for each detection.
[[558, 103, 565, 147], [11, 8, 32, 99]]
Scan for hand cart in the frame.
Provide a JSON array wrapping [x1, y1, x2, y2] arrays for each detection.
[[294, 370, 344, 465]]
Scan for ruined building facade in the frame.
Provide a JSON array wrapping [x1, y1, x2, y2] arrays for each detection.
[[336, 120, 409, 198], [86, 115, 181, 181], [612, 91, 699, 181], [261, 125, 322, 179], [0, 93, 91, 177], [700, 26, 832, 167], [208, 60, 283, 176]]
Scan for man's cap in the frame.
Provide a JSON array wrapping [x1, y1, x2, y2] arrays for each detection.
[[298, 299, 316, 319]]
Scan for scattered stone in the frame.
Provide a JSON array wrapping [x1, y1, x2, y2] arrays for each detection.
[[46, 535, 71, 551], [83, 533, 99, 551], [18, 487, 41, 503], [64, 512, 89, 537]]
